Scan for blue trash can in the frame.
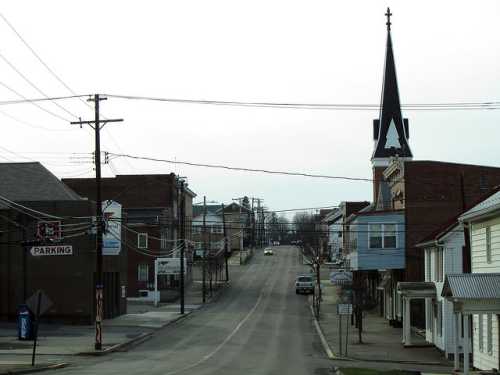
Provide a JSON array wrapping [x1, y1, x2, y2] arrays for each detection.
[[17, 305, 33, 340]]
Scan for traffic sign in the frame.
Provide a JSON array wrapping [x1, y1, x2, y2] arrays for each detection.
[[337, 303, 353, 315], [26, 290, 53, 317]]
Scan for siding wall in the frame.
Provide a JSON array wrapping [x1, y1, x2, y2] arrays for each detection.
[[471, 216, 500, 370], [350, 212, 405, 271], [423, 230, 465, 355]]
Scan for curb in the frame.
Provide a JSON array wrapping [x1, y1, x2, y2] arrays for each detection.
[[309, 303, 335, 360], [77, 311, 193, 356], [0, 362, 69, 375], [307, 302, 450, 368]]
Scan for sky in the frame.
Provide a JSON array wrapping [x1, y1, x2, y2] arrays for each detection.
[[0, 1, 500, 213]]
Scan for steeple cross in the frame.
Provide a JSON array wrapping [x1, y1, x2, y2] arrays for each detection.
[[385, 7, 392, 31]]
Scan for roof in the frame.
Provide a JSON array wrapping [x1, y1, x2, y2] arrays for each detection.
[[397, 282, 436, 298], [460, 189, 500, 222], [323, 208, 342, 224], [193, 204, 221, 217], [0, 162, 81, 208], [372, 22, 412, 160], [416, 220, 462, 248], [442, 273, 500, 299]]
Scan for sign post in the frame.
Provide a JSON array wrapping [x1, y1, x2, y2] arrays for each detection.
[[26, 290, 53, 366], [336, 303, 353, 357]]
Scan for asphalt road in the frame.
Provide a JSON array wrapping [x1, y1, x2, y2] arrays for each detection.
[[51, 246, 333, 375]]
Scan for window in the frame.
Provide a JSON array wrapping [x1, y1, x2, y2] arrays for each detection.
[[384, 224, 396, 248], [211, 225, 223, 234], [487, 314, 493, 354], [137, 233, 148, 249], [479, 314, 484, 352], [437, 301, 443, 337], [369, 224, 382, 248], [369, 223, 397, 249], [137, 264, 149, 282], [434, 248, 444, 282], [349, 224, 357, 251], [486, 226, 492, 263]]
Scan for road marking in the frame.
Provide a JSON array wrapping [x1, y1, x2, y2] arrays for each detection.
[[163, 281, 266, 375]]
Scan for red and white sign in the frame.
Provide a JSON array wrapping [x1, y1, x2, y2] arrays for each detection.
[[30, 245, 73, 256], [36, 221, 62, 242]]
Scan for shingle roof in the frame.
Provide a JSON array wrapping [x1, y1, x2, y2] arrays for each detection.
[[442, 273, 500, 299], [0, 162, 81, 208]]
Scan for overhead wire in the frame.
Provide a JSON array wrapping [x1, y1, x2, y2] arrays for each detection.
[[0, 49, 79, 120], [107, 152, 373, 182]]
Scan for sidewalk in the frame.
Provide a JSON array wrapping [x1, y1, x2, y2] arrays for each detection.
[[0, 265, 232, 372], [315, 267, 453, 368]]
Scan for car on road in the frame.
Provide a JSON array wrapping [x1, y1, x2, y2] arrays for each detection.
[[264, 248, 273, 256], [295, 274, 314, 294]]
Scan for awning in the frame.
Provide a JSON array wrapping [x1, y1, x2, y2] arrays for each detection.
[[397, 282, 436, 298], [442, 273, 500, 314]]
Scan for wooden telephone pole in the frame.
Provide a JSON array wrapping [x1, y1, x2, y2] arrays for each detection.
[[70, 94, 123, 350]]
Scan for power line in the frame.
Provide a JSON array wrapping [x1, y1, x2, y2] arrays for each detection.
[[0, 49, 79, 119], [107, 152, 372, 182], [103, 93, 500, 111], [0, 80, 75, 122]]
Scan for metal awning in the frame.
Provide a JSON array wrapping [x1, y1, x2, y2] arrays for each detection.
[[442, 273, 500, 299], [442, 273, 500, 314], [397, 282, 436, 298]]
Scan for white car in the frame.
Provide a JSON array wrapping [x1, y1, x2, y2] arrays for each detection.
[[264, 248, 273, 256]]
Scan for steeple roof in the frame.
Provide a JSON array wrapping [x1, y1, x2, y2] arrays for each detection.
[[372, 8, 412, 160]]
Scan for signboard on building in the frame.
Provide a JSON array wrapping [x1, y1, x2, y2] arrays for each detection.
[[337, 303, 353, 315], [30, 245, 73, 256], [155, 258, 186, 275], [36, 221, 61, 242], [102, 200, 121, 255], [330, 270, 353, 286]]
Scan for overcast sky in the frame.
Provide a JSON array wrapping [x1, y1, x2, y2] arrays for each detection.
[[1, 1, 499, 213]]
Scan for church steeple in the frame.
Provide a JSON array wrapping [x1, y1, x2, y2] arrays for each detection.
[[372, 7, 412, 165]]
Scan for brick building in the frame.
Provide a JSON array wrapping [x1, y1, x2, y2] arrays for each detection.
[[0, 163, 127, 323], [63, 174, 196, 298]]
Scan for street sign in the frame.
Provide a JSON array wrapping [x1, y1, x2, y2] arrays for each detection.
[[30, 245, 73, 256], [330, 270, 353, 286], [337, 303, 353, 315], [26, 290, 53, 317], [102, 200, 122, 255], [36, 221, 61, 242]]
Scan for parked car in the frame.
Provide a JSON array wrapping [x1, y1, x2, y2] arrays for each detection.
[[295, 274, 314, 294], [264, 248, 273, 256]]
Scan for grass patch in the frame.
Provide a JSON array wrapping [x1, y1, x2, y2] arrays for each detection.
[[340, 368, 414, 375]]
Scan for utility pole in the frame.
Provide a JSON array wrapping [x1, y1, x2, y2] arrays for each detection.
[[232, 197, 245, 262], [177, 178, 186, 315], [70, 94, 123, 351], [222, 203, 229, 281], [202, 196, 207, 303]]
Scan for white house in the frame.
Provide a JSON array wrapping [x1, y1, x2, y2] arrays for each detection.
[[325, 209, 343, 261], [416, 221, 467, 359], [442, 188, 500, 374]]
